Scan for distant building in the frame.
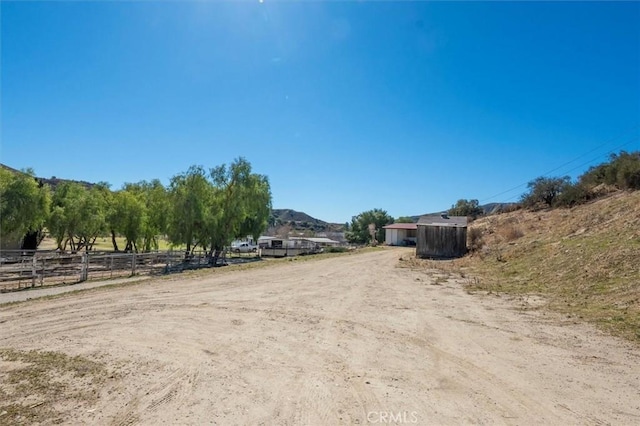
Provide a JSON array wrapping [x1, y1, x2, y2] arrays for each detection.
[[416, 214, 468, 258], [289, 237, 340, 248], [383, 223, 417, 246], [258, 236, 295, 249]]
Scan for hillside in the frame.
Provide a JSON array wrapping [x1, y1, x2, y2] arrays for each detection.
[[271, 209, 327, 226], [270, 209, 344, 233], [461, 190, 640, 341], [1, 163, 95, 190]]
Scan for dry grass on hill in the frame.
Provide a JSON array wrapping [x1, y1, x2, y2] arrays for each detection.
[[463, 191, 640, 341], [400, 190, 640, 342]]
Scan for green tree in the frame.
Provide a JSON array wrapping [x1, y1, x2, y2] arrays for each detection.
[[122, 180, 168, 252], [555, 182, 590, 207], [111, 190, 147, 252], [47, 182, 107, 251], [47, 182, 81, 250], [140, 180, 169, 252], [521, 176, 571, 208], [395, 216, 415, 223], [448, 199, 484, 220], [93, 182, 121, 252], [613, 151, 640, 189], [0, 168, 50, 248], [579, 151, 640, 191], [166, 166, 213, 257], [77, 187, 108, 251], [346, 208, 394, 245], [207, 158, 272, 266]]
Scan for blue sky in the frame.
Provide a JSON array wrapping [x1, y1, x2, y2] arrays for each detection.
[[2, 1, 639, 223]]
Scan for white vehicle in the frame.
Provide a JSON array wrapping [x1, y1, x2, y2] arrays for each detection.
[[231, 242, 258, 253]]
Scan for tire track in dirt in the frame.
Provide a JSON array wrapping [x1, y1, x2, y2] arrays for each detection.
[[1, 249, 639, 424]]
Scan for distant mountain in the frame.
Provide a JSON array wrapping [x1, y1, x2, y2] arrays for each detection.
[[270, 209, 345, 233], [38, 176, 95, 190], [1, 164, 95, 190], [271, 209, 325, 225]]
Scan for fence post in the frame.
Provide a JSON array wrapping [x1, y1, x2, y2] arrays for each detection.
[[80, 252, 89, 282], [31, 255, 37, 288], [131, 252, 137, 276], [40, 258, 45, 287]]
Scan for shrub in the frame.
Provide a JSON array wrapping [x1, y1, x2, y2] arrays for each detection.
[[467, 227, 484, 252], [580, 151, 640, 191], [500, 224, 524, 242], [556, 182, 591, 207], [324, 246, 349, 253]]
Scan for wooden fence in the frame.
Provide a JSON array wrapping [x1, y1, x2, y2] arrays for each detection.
[[0, 250, 252, 292], [259, 246, 321, 258]]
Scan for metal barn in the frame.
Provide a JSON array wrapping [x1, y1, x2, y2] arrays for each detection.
[[416, 214, 468, 258]]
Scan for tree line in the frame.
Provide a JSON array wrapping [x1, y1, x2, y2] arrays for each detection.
[[0, 158, 271, 265], [520, 151, 640, 209]]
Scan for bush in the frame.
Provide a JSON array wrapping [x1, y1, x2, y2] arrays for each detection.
[[324, 246, 349, 253], [555, 182, 591, 207], [580, 151, 640, 191], [616, 152, 640, 189], [467, 227, 484, 252], [500, 224, 524, 242]]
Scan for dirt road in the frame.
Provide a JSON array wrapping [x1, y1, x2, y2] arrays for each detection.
[[1, 248, 639, 425]]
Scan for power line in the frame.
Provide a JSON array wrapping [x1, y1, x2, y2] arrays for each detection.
[[558, 136, 639, 177], [479, 126, 639, 204], [538, 125, 638, 178]]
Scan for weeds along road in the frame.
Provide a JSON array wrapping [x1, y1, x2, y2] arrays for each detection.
[[1, 248, 639, 425]]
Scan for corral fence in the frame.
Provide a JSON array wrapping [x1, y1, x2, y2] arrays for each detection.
[[0, 249, 257, 292], [259, 246, 322, 258]]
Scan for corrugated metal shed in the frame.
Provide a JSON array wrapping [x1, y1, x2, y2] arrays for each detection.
[[416, 214, 468, 258]]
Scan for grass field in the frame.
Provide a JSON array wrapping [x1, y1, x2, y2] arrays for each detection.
[[38, 236, 185, 252]]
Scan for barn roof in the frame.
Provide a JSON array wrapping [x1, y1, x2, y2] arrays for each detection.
[[383, 223, 417, 230], [417, 215, 468, 227]]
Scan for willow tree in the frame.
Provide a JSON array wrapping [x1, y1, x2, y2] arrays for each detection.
[[47, 182, 107, 251], [0, 168, 50, 249], [110, 190, 147, 252], [166, 160, 271, 263], [207, 158, 272, 266], [166, 166, 213, 257], [124, 180, 168, 252]]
